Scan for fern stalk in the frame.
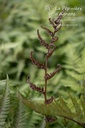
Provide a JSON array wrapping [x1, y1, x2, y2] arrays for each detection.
[[44, 57, 48, 102]]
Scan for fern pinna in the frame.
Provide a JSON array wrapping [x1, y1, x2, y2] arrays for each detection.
[[20, 10, 85, 128]]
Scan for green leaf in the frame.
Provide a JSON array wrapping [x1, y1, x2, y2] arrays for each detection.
[[20, 95, 85, 126]]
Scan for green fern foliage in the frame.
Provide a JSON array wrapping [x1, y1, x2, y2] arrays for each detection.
[[0, 76, 10, 128], [20, 95, 85, 127], [61, 45, 85, 94], [0, 77, 27, 128], [12, 99, 26, 128]]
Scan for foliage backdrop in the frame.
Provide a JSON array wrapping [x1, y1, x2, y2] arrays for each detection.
[[0, 0, 85, 128]]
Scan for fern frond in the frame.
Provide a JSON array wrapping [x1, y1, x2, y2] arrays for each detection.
[[62, 46, 85, 94], [20, 95, 85, 127], [13, 99, 26, 128], [0, 76, 10, 128]]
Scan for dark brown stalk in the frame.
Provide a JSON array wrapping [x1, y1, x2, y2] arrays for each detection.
[[44, 56, 48, 103]]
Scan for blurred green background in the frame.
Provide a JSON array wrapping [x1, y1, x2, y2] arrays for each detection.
[[0, 0, 85, 127]]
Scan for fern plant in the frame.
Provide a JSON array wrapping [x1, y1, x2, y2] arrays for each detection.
[[0, 76, 27, 128], [20, 10, 85, 128]]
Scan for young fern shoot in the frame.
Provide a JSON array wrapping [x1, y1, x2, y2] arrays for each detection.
[[27, 10, 64, 104]]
